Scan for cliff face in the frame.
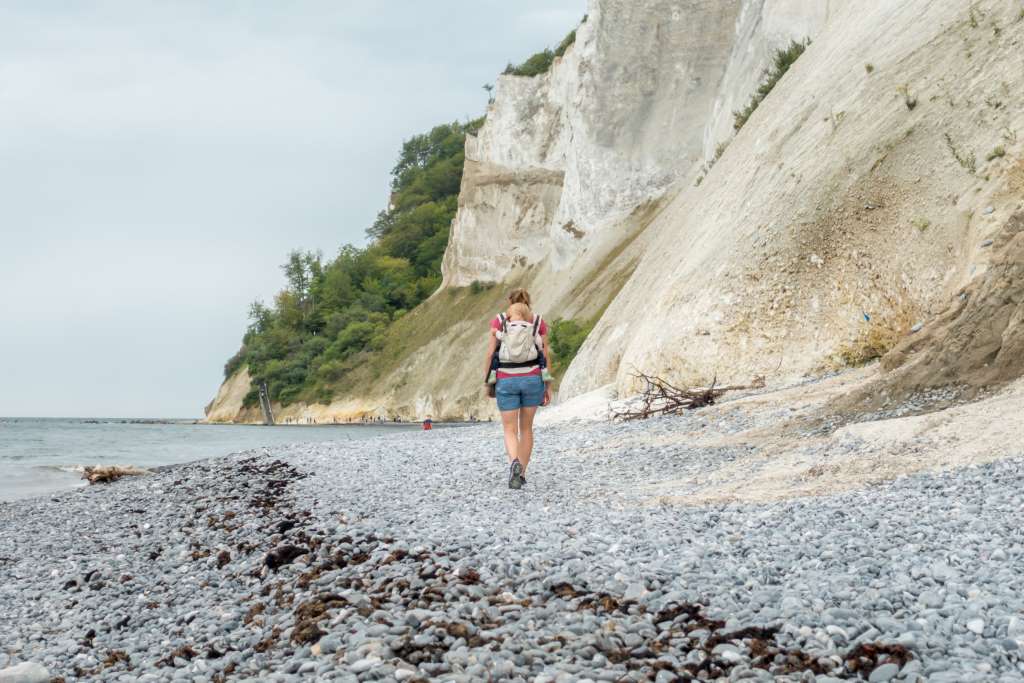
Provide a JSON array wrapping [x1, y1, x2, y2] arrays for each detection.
[[562, 0, 1024, 398], [205, 367, 257, 423], [443, 0, 832, 291], [206, 0, 1024, 423]]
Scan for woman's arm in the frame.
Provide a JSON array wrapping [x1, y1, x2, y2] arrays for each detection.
[[541, 334, 553, 406], [484, 329, 498, 381]]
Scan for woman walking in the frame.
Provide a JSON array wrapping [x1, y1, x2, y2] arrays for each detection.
[[484, 288, 552, 489]]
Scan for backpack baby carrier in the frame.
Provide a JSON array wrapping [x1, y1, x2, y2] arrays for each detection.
[[497, 313, 544, 366], [486, 313, 547, 396]]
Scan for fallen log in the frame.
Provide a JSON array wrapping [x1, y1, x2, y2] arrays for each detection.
[[610, 371, 764, 421]]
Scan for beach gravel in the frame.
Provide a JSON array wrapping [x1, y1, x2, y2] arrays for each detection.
[[1, 414, 1023, 681]]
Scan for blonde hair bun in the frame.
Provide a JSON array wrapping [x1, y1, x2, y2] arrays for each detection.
[[508, 288, 531, 306]]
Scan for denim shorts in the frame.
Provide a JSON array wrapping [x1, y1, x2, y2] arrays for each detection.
[[495, 374, 545, 412]]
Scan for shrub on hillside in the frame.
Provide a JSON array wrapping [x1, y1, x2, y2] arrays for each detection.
[[548, 318, 596, 377], [836, 290, 919, 367], [223, 346, 247, 379], [503, 19, 584, 77], [554, 29, 577, 58], [733, 39, 810, 132], [504, 49, 555, 77], [470, 280, 497, 295]]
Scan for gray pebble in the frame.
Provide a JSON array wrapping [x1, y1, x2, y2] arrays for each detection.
[[868, 662, 900, 681]]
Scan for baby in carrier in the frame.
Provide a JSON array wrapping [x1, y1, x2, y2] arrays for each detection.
[[488, 302, 550, 385]]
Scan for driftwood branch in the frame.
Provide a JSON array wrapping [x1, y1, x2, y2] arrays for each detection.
[[610, 371, 765, 421], [82, 465, 150, 484]]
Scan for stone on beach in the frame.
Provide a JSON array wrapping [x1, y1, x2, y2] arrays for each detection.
[[0, 663, 50, 683]]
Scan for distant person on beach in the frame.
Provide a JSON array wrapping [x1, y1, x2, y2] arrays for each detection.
[[423, 417, 432, 431], [484, 288, 552, 489]]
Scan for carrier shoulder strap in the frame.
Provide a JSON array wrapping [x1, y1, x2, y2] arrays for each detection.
[[498, 313, 507, 334], [532, 314, 542, 337]]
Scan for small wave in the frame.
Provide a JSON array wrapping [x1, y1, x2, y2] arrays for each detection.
[[33, 464, 86, 474], [35, 463, 149, 473]]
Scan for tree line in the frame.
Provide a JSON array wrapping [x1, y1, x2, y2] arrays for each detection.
[[225, 118, 485, 407]]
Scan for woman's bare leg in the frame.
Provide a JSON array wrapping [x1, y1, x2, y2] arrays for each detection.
[[518, 406, 538, 474], [500, 409, 521, 464]]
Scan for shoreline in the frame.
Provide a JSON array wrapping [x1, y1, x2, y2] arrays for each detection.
[[199, 421, 481, 428], [0, 421, 431, 504], [3, 385, 1023, 680]]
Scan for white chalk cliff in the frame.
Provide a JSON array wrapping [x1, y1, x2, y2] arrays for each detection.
[[443, 0, 832, 291], [561, 0, 1024, 398], [207, 0, 1024, 422]]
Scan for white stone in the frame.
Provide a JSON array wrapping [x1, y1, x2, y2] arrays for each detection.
[[0, 663, 50, 683], [868, 662, 899, 682], [350, 657, 381, 674]]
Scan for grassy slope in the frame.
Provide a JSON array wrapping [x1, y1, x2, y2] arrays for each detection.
[[327, 198, 668, 412], [328, 282, 512, 400]]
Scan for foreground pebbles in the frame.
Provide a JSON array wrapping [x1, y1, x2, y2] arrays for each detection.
[[1, 416, 1023, 681]]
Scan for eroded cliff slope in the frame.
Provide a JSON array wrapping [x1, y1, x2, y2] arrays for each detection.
[[562, 0, 1024, 400], [206, 0, 1024, 423], [443, 0, 832, 292]]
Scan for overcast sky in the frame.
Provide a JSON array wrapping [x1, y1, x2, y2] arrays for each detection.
[[0, 1, 585, 418]]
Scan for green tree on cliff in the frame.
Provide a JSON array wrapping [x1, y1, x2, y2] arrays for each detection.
[[229, 117, 484, 407]]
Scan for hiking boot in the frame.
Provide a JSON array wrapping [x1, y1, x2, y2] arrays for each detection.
[[508, 460, 523, 489], [521, 474, 527, 486]]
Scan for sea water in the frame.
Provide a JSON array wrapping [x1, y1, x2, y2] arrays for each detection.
[[0, 418, 421, 502]]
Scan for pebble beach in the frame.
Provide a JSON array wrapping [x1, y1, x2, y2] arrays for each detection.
[[2, 413, 1023, 682]]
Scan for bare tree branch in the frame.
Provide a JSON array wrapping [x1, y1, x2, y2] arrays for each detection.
[[610, 371, 764, 421]]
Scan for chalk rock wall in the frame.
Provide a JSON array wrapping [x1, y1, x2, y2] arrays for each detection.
[[562, 0, 1024, 398], [442, 0, 831, 289], [204, 367, 251, 423]]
